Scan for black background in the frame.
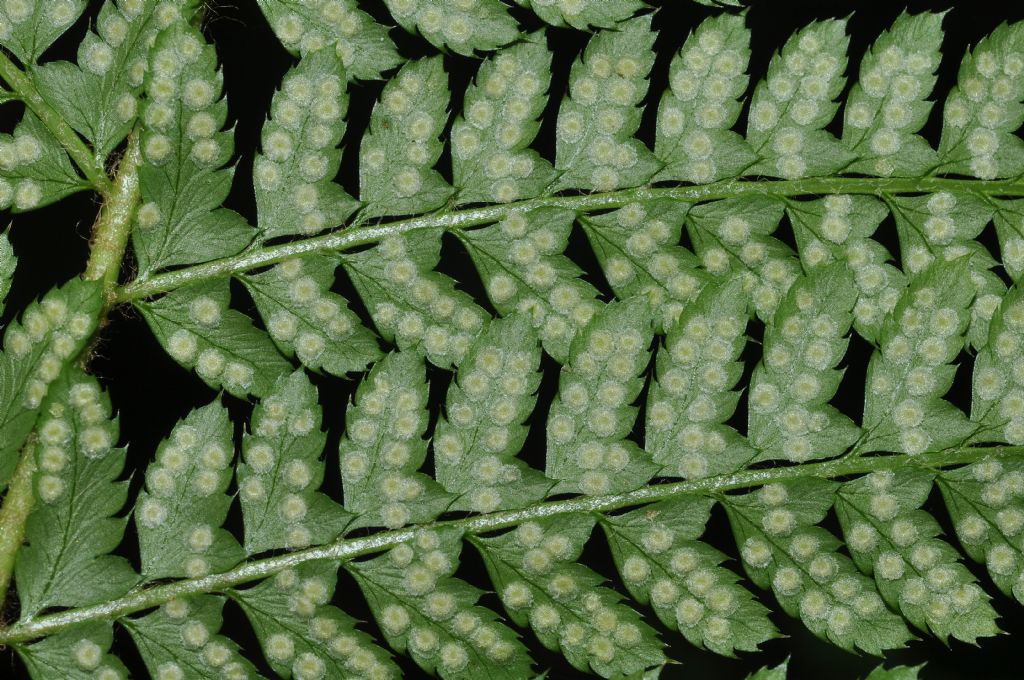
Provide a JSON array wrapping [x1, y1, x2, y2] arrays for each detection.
[[4, 1, 1024, 678]]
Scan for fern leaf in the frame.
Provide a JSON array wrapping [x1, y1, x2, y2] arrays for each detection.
[[654, 14, 756, 184], [687, 196, 798, 321], [971, 285, 1024, 442], [134, 400, 244, 580], [232, 561, 398, 679], [130, 18, 252, 275], [0, 229, 14, 314], [554, 15, 659, 191], [746, 19, 852, 178], [452, 35, 556, 205], [545, 299, 657, 494], [359, 57, 452, 218], [747, 264, 860, 463], [16, 622, 125, 680], [344, 232, 487, 369], [728, 479, 913, 654], [384, 0, 517, 57], [339, 351, 453, 530], [747, 659, 788, 680], [0, 0, 87, 64], [785, 195, 905, 342], [15, 369, 137, 618], [861, 259, 974, 454], [0, 113, 90, 211], [601, 497, 779, 656], [938, 456, 1024, 604], [581, 200, 707, 332], [938, 21, 1024, 178], [240, 256, 381, 377], [239, 371, 350, 554], [836, 469, 999, 643], [841, 11, 943, 177], [459, 207, 600, 362], [259, 0, 403, 81], [254, 48, 357, 240], [645, 279, 753, 478], [136, 280, 292, 398], [352, 527, 533, 679], [0, 277, 101, 484], [475, 515, 665, 677], [31, 0, 192, 159], [433, 314, 551, 513], [122, 596, 261, 679]]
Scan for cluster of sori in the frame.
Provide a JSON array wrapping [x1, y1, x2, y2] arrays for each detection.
[[0, 0, 79, 44], [748, 267, 858, 462], [481, 515, 661, 676], [140, 25, 222, 168], [946, 458, 1024, 599], [350, 233, 486, 368], [433, 316, 546, 513], [0, 126, 44, 209], [656, 14, 752, 184], [357, 528, 530, 676], [386, 0, 517, 56], [736, 481, 906, 653], [975, 291, 1024, 443], [255, 58, 348, 236], [606, 499, 771, 656], [3, 284, 96, 410], [943, 23, 1024, 179], [547, 302, 654, 495], [747, 21, 847, 178], [462, 208, 600, 362], [339, 352, 449, 529], [584, 201, 704, 331], [167, 294, 255, 391], [556, 16, 658, 191], [838, 470, 993, 640], [35, 380, 113, 504], [646, 281, 750, 478], [137, 405, 241, 579], [452, 38, 554, 204]]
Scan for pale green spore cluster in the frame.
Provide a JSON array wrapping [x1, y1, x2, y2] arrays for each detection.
[[254, 48, 357, 239], [730, 479, 913, 654], [434, 315, 550, 514], [384, 0, 517, 56], [359, 57, 452, 218], [339, 352, 452, 530], [786, 194, 906, 343], [344, 232, 487, 369], [234, 562, 398, 680], [842, 11, 943, 177], [135, 402, 244, 581], [554, 15, 659, 191], [352, 528, 533, 679], [242, 255, 380, 378], [747, 265, 860, 463], [940, 457, 1024, 605], [460, 207, 601, 362], [477, 515, 664, 677], [452, 35, 555, 205], [602, 498, 777, 656], [645, 280, 752, 479], [545, 300, 657, 495], [746, 19, 852, 179], [837, 469, 998, 643], [581, 200, 707, 333], [655, 14, 756, 184]]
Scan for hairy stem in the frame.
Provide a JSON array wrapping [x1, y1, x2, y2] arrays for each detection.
[[0, 437, 36, 618], [114, 175, 1024, 302], [0, 52, 112, 195], [0, 444, 1014, 645], [83, 132, 142, 307]]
